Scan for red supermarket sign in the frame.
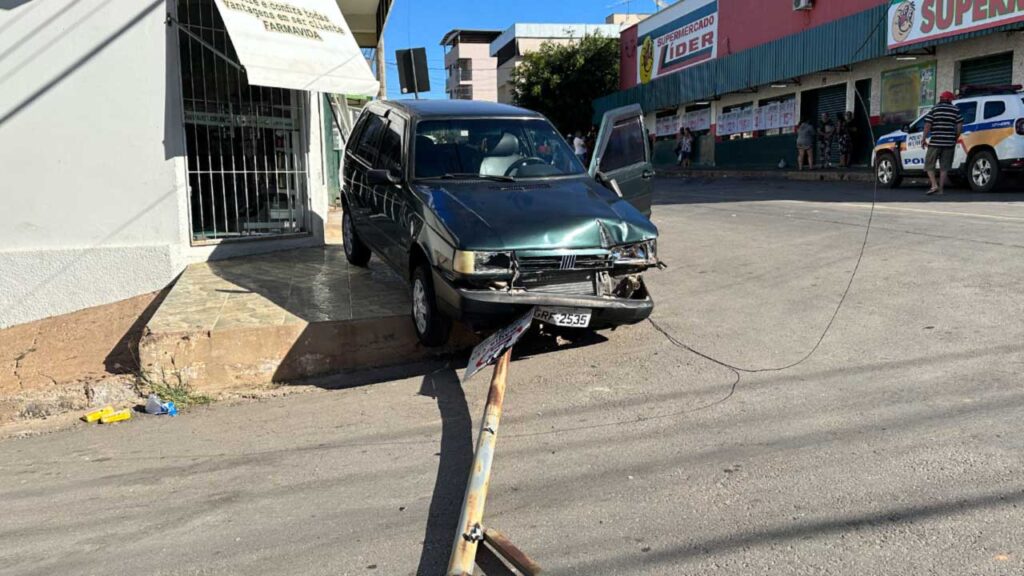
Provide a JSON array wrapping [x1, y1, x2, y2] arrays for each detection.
[[888, 0, 1024, 48], [637, 0, 718, 84]]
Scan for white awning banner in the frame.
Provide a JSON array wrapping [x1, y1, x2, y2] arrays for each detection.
[[213, 0, 379, 96]]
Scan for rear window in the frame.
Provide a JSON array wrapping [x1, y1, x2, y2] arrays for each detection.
[[984, 100, 1006, 120], [354, 113, 386, 164]]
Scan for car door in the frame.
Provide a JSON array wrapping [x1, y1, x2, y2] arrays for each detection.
[[589, 104, 654, 216], [344, 110, 387, 252], [901, 114, 928, 173], [371, 112, 409, 268]]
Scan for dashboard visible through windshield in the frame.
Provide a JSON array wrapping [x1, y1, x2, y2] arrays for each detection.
[[414, 118, 586, 180]]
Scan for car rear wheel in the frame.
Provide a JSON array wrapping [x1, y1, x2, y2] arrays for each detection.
[[875, 152, 902, 188], [968, 150, 999, 193], [342, 210, 371, 266], [411, 264, 451, 347]]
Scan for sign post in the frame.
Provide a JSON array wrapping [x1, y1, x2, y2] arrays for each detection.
[[447, 309, 542, 575]]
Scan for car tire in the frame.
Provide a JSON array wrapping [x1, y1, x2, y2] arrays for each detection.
[[967, 150, 999, 193], [411, 264, 452, 347], [342, 210, 371, 267], [875, 152, 902, 188]]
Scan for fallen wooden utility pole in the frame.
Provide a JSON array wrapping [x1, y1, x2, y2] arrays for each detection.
[[447, 345, 542, 575]]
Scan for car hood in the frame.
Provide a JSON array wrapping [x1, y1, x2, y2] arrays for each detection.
[[876, 129, 907, 145], [415, 177, 657, 250]]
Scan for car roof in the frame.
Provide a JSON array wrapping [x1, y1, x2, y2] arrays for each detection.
[[955, 93, 1023, 103], [373, 99, 545, 120]]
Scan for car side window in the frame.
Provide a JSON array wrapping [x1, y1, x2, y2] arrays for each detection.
[[983, 100, 1006, 120], [956, 102, 978, 124], [600, 117, 646, 173], [908, 117, 926, 133], [376, 115, 406, 173], [355, 112, 386, 165]]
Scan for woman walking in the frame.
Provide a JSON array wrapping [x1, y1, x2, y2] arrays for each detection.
[[676, 127, 694, 168]]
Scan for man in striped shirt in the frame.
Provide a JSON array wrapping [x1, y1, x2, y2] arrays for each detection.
[[922, 91, 964, 196]]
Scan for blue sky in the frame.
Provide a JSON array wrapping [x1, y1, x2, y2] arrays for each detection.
[[382, 0, 658, 99]]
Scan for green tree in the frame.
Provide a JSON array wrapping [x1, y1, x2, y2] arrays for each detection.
[[510, 33, 620, 135]]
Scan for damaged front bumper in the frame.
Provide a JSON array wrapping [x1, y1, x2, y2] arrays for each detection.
[[433, 269, 654, 330]]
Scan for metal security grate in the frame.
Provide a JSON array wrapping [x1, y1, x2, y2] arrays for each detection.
[[175, 0, 309, 242]]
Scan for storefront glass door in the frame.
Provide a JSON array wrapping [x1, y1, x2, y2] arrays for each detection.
[[176, 0, 309, 242]]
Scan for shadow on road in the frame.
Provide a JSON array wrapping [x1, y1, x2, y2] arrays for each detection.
[[416, 366, 474, 575]]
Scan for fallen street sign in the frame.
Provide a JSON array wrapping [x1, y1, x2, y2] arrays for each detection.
[[463, 308, 535, 382]]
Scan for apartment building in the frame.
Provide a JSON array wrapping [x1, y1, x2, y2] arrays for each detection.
[[490, 22, 623, 103], [441, 29, 502, 101]]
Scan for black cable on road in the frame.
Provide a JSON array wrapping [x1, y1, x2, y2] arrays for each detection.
[[647, 11, 886, 378]]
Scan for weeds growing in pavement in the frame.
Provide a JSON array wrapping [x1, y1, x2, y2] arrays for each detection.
[[134, 364, 211, 409]]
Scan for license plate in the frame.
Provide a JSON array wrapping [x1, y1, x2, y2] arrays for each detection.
[[533, 307, 591, 328]]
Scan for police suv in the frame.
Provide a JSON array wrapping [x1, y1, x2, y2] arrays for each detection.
[[873, 86, 1024, 192]]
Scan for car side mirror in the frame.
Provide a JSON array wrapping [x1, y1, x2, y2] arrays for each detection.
[[367, 168, 401, 186], [901, 123, 910, 132]]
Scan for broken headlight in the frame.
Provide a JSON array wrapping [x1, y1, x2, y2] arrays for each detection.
[[453, 250, 513, 274], [610, 239, 657, 267]]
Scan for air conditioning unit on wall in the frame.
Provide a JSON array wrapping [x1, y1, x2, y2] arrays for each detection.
[[793, 0, 813, 10]]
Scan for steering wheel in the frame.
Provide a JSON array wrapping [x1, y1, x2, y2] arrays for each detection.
[[505, 157, 548, 177]]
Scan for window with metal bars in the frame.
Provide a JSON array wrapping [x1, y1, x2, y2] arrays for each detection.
[[175, 0, 310, 242]]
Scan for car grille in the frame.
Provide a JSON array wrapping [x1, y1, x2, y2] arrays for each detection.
[[518, 274, 596, 296], [516, 254, 611, 273]]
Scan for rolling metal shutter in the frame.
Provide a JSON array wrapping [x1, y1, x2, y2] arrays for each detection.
[[959, 52, 1013, 88], [816, 84, 847, 165]]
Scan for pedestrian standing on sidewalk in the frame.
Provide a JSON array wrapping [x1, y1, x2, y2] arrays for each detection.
[[676, 127, 694, 168], [573, 130, 587, 165], [922, 91, 963, 196], [796, 118, 816, 171], [837, 114, 852, 168], [817, 112, 836, 168]]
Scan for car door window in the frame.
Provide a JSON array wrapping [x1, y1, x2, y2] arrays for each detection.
[[600, 117, 646, 172], [907, 116, 926, 133], [376, 115, 405, 173], [355, 113, 386, 165], [983, 100, 1005, 120], [956, 102, 978, 124]]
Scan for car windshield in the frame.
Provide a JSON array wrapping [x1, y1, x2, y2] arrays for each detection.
[[414, 118, 586, 180]]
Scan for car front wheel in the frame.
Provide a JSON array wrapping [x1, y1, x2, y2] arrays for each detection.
[[967, 150, 999, 193], [875, 153, 902, 188], [411, 264, 451, 347], [342, 210, 371, 266]]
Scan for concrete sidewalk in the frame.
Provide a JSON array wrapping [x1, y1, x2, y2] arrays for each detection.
[[139, 247, 472, 393]]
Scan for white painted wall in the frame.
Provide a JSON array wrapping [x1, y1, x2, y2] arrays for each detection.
[[0, 0, 186, 328], [0, 0, 329, 328]]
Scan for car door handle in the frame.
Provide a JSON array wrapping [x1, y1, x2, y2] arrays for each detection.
[[641, 169, 655, 179]]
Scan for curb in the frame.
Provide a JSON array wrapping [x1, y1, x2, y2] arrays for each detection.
[[658, 167, 875, 183]]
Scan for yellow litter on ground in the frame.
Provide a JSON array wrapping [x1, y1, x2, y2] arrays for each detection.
[[99, 409, 132, 424], [83, 406, 114, 423]]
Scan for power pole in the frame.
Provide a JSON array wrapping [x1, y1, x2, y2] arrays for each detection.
[[376, 35, 387, 99]]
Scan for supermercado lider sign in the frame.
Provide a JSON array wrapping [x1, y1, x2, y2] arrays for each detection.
[[636, 0, 718, 85], [888, 0, 1024, 49]]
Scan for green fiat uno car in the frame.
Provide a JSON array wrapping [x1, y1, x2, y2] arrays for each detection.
[[341, 100, 659, 346]]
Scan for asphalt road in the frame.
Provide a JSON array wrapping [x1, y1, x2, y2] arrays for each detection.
[[3, 177, 1024, 576]]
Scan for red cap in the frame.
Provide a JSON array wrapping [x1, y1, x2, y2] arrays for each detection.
[[940, 91, 955, 102]]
